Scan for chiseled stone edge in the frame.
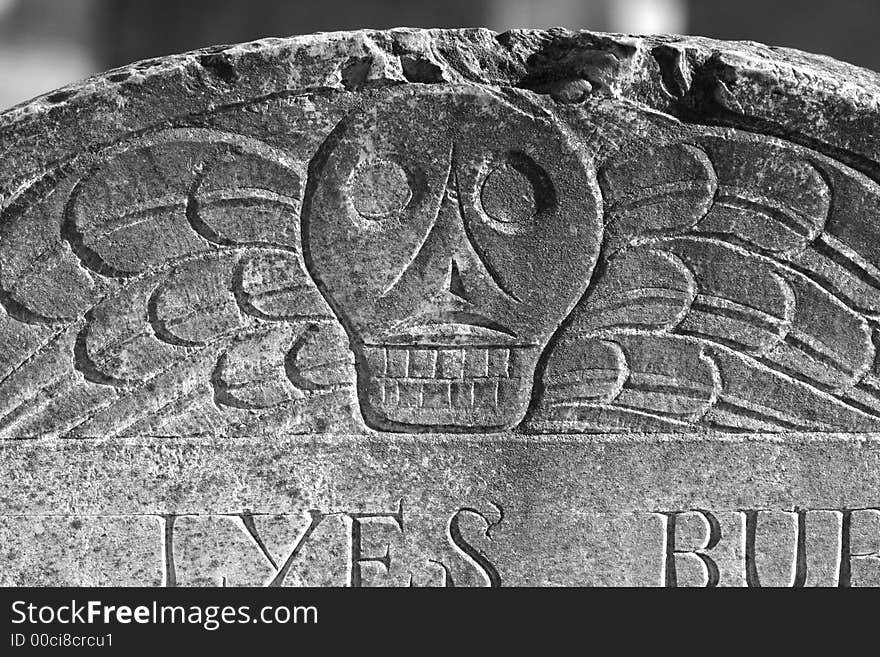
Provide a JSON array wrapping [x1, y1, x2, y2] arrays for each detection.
[[3, 28, 880, 208]]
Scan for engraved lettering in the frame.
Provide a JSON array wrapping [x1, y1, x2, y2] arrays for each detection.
[[804, 510, 843, 587], [447, 503, 503, 587], [347, 499, 405, 587], [744, 510, 807, 588], [663, 510, 721, 587], [267, 510, 325, 587], [841, 508, 880, 587], [659, 508, 846, 587]]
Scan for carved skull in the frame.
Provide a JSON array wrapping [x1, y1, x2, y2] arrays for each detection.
[[303, 86, 601, 431]]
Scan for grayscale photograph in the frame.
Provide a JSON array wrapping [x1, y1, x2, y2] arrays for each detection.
[[0, 2, 877, 640]]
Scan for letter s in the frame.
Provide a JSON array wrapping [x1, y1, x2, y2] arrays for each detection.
[[447, 504, 503, 587]]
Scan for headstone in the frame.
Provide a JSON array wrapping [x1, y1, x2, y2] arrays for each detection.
[[2, 28, 880, 586]]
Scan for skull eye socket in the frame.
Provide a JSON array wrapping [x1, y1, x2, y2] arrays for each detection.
[[350, 159, 412, 220], [478, 152, 554, 231]]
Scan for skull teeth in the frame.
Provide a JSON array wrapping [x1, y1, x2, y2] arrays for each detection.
[[359, 345, 538, 426], [363, 345, 518, 380]]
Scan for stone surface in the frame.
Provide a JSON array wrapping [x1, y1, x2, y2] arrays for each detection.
[[3, 28, 880, 585]]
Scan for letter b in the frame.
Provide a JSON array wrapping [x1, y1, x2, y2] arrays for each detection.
[[664, 510, 721, 587]]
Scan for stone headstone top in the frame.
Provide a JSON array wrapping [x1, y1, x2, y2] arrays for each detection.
[[2, 29, 880, 586]]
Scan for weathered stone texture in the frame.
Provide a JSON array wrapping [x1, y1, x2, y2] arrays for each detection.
[[0, 516, 163, 586], [3, 28, 880, 585]]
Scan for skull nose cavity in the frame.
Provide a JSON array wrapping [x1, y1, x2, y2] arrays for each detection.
[[446, 258, 468, 300]]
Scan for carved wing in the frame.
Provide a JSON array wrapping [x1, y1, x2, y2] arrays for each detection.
[[531, 136, 880, 432], [0, 129, 355, 439]]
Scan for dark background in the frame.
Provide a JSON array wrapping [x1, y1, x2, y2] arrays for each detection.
[[1, 0, 878, 110]]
